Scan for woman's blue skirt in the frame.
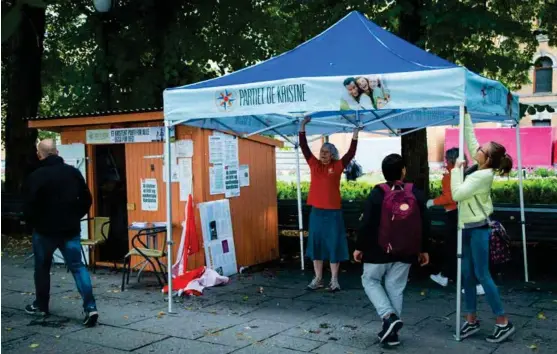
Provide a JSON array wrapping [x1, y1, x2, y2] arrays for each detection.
[[306, 207, 349, 263]]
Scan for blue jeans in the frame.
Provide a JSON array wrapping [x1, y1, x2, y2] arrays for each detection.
[[33, 233, 97, 312], [462, 227, 504, 316]]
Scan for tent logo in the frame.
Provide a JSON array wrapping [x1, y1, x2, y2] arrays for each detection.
[[215, 89, 236, 111]]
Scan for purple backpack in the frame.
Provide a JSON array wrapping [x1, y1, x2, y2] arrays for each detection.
[[378, 182, 422, 256], [474, 196, 511, 265]]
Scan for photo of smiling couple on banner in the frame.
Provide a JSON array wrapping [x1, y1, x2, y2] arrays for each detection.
[[340, 75, 391, 111]]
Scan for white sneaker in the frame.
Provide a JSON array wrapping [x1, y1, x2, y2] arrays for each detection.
[[430, 273, 449, 287], [306, 277, 324, 290], [461, 285, 486, 296]]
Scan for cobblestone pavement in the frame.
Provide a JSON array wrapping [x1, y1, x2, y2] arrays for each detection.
[[2, 256, 556, 354]]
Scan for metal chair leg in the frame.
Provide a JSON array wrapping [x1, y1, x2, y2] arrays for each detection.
[[121, 257, 129, 291]]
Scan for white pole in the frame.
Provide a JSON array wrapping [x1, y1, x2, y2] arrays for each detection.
[[515, 123, 529, 282], [455, 105, 465, 341], [295, 137, 305, 271], [164, 124, 174, 313]]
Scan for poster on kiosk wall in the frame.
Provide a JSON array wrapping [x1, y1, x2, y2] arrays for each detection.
[[197, 199, 238, 276]]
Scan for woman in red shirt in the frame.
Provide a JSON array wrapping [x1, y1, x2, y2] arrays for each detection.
[[299, 117, 360, 292]]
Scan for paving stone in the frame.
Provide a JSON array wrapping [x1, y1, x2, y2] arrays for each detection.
[[133, 337, 235, 354], [238, 286, 308, 299], [231, 342, 306, 353], [214, 292, 275, 306], [197, 319, 294, 348], [1, 333, 127, 354], [295, 289, 370, 306], [282, 315, 378, 349], [243, 299, 324, 324], [492, 327, 557, 354], [311, 342, 382, 354], [127, 311, 248, 339], [1, 308, 86, 338], [531, 299, 557, 311], [69, 324, 167, 351], [1, 327, 36, 343], [48, 293, 163, 326], [528, 309, 557, 329], [260, 333, 325, 352], [201, 300, 263, 316]]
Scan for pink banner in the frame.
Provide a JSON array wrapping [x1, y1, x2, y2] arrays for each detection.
[[445, 127, 555, 168]]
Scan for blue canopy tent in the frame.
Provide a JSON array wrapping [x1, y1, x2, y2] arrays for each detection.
[[163, 11, 528, 340]]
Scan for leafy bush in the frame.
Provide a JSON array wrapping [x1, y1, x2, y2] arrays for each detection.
[[277, 178, 557, 205]]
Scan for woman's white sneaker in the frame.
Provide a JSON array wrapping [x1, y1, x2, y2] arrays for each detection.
[[430, 273, 448, 287]]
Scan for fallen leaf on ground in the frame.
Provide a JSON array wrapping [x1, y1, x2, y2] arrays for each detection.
[[5, 328, 12, 331], [420, 291, 426, 296], [258, 287, 264, 294], [123, 316, 129, 320], [537, 313, 546, 320], [527, 344, 537, 350], [242, 296, 249, 301], [55, 335, 61, 339], [184, 306, 193, 311], [29, 343, 39, 349]]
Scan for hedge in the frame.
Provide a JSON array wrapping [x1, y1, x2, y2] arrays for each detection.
[[277, 178, 557, 205]]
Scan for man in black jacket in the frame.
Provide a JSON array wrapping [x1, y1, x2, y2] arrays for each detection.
[[23, 139, 98, 327], [354, 154, 430, 347]]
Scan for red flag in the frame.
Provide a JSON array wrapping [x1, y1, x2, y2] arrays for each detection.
[[171, 194, 199, 278], [185, 194, 200, 255]]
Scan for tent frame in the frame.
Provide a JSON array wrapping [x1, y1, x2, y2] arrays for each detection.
[[163, 106, 529, 343]]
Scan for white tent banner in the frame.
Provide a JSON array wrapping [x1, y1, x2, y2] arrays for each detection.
[[164, 68, 518, 124]]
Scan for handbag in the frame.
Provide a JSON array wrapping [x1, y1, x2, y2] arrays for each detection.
[[473, 196, 512, 265]]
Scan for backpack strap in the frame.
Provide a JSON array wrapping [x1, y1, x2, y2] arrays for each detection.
[[378, 183, 391, 193], [403, 183, 414, 192]]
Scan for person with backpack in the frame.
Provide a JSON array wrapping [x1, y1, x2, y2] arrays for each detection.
[[354, 153, 430, 347], [450, 110, 515, 343], [299, 117, 360, 292]]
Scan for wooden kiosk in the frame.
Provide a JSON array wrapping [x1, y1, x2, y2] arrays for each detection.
[[27, 109, 283, 271]]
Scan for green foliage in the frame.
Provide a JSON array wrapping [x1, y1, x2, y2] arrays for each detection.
[[276, 178, 557, 205]]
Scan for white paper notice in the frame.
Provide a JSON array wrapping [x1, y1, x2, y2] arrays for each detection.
[[210, 164, 225, 195], [178, 158, 193, 201], [176, 140, 193, 158], [141, 179, 158, 211], [223, 137, 240, 198], [208, 136, 224, 164], [162, 142, 179, 183], [239, 165, 250, 187]]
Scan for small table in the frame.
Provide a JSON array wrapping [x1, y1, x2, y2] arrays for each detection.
[[128, 225, 167, 282]]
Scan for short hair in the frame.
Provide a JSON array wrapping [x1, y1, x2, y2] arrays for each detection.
[[343, 77, 356, 87], [445, 148, 459, 166], [381, 153, 405, 182]]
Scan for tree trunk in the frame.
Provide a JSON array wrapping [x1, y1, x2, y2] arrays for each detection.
[[4, 4, 46, 193], [397, 0, 429, 197]]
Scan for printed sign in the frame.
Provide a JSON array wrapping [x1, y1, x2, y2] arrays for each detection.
[[86, 127, 175, 144], [141, 179, 158, 211]]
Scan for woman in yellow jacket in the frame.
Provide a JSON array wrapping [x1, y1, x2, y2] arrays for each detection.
[[450, 110, 514, 344]]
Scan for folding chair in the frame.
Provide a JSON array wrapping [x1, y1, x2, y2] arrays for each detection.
[[121, 227, 167, 291], [80, 217, 113, 273]]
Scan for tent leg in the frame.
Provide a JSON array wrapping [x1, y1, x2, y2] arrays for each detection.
[[164, 124, 174, 313], [515, 123, 529, 282], [295, 142, 305, 271], [455, 105, 465, 341]]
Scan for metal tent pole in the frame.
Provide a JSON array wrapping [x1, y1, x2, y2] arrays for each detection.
[[515, 123, 529, 282], [455, 105, 465, 341], [295, 136, 305, 271], [164, 123, 174, 313]]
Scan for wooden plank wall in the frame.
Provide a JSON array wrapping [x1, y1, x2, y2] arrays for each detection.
[[60, 123, 279, 272]]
